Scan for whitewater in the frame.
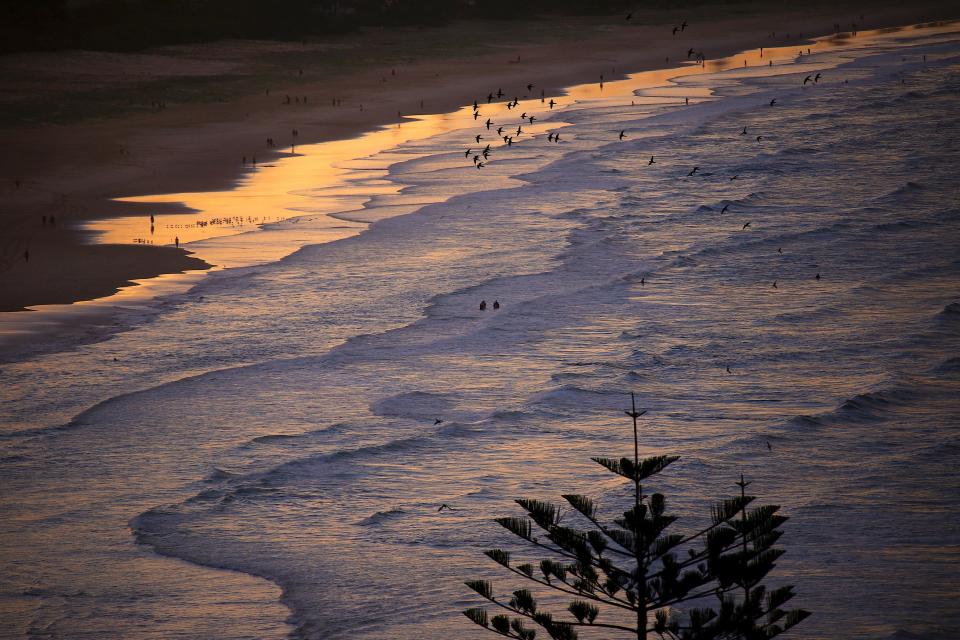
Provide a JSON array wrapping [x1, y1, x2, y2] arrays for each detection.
[[1, 22, 959, 640]]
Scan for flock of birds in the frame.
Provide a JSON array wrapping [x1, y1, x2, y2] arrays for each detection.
[[457, 19, 827, 291]]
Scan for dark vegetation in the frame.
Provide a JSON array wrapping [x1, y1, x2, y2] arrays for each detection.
[[463, 395, 809, 639], [1, 0, 637, 53]]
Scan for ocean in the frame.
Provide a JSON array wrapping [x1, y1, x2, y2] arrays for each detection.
[[1, 22, 959, 640]]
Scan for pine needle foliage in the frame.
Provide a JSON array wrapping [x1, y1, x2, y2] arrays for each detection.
[[462, 393, 810, 639]]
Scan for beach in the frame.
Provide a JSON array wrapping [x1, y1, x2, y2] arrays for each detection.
[[1, 0, 955, 312], [1, 4, 960, 640]]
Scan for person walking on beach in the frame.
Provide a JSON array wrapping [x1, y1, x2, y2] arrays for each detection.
[[175, 236, 180, 248]]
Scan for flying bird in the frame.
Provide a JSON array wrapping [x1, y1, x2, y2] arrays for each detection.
[[804, 75, 813, 84], [688, 166, 699, 176], [742, 221, 751, 229], [730, 175, 739, 180], [673, 26, 679, 35], [741, 126, 748, 135], [681, 20, 688, 31], [720, 204, 730, 214], [769, 98, 777, 106], [465, 149, 471, 158], [475, 134, 482, 143], [687, 48, 695, 59], [619, 130, 626, 140], [814, 73, 822, 82], [626, 12, 633, 20], [756, 135, 763, 142], [549, 99, 556, 109], [772, 281, 778, 288], [648, 156, 655, 165]]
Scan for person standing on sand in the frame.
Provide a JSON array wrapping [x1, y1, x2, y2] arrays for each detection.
[[175, 236, 179, 248]]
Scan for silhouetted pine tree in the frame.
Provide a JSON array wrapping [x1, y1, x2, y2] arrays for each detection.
[[463, 394, 809, 640]]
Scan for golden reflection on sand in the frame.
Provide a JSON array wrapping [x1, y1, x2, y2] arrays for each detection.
[[83, 21, 955, 266]]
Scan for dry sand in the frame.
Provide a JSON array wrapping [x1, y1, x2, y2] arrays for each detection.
[[0, 1, 954, 312]]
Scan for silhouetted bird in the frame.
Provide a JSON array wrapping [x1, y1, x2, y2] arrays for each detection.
[[721, 204, 730, 214], [767, 441, 772, 451], [773, 281, 778, 288], [756, 135, 763, 142], [804, 75, 813, 85], [438, 504, 455, 512], [619, 130, 626, 140], [726, 366, 732, 373], [769, 98, 777, 106], [730, 175, 739, 180], [681, 20, 688, 31], [648, 156, 655, 165], [485, 119, 492, 129], [815, 273, 821, 280], [742, 221, 751, 229], [549, 99, 556, 109], [814, 73, 822, 83], [673, 26, 679, 35], [527, 83, 534, 92], [687, 48, 695, 58], [475, 134, 482, 143], [548, 133, 554, 142], [434, 418, 444, 425], [688, 166, 699, 176], [778, 247, 783, 253], [741, 126, 748, 135], [626, 12, 633, 20], [465, 149, 471, 158]]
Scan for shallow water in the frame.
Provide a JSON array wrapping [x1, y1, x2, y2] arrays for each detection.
[[2, 22, 960, 640]]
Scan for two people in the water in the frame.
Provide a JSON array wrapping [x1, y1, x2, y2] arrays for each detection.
[[479, 299, 500, 311]]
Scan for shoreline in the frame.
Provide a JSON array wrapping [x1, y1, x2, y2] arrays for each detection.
[[0, 1, 956, 314]]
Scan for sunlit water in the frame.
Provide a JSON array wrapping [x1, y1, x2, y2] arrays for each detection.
[[2, 23, 960, 640]]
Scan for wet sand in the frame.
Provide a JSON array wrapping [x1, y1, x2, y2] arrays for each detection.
[[0, 0, 954, 312]]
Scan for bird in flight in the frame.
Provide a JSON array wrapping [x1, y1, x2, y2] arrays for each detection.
[[626, 12, 633, 20], [619, 130, 626, 140], [742, 221, 751, 229], [688, 166, 699, 176], [756, 135, 763, 142], [814, 73, 822, 82], [720, 204, 730, 214], [772, 281, 778, 288], [648, 156, 655, 165], [769, 98, 777, 106], [804, 75, 813, 85], [741, 126, 748, 135]]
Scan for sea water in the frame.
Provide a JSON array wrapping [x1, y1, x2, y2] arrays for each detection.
[[1, 23, 959, 640]]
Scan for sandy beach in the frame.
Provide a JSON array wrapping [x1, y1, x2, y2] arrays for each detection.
[[0, 0, 955, 312]]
